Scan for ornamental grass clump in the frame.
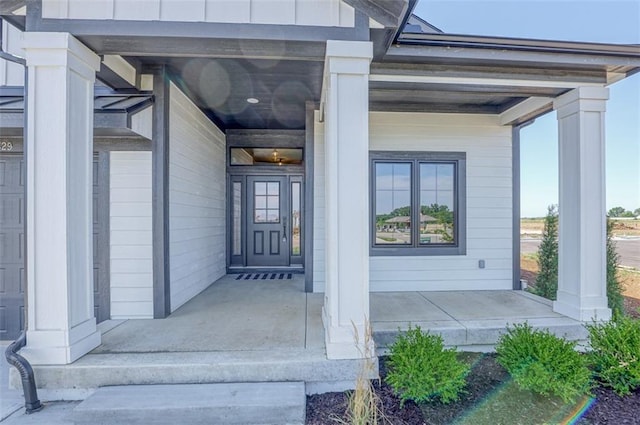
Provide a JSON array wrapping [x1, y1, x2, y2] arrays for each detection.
[[587, 316, 640, 396], [385, 326, 469, 406], [496, 322, 591, 403]]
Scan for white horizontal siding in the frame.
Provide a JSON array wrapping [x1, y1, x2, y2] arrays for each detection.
[[169, 82, 226, 312], [109, 151, 154, 319], [369, 112, 513, 292], [313, 111, 326, 292], [43, 0, 355, 27], [313, 111, 513, 293]]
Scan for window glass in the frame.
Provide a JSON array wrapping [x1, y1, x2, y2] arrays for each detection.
[[371, 152, 465, 256], [374, 162, 412, 245], [419, 163, 455, 245], [254, 181, 280, 223], [291, 182, 301, 256], [232, 182, 242, 256]]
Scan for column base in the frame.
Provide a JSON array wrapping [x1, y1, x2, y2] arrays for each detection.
[[23, 319, 101, 365], [322, 306, 372, 360], [553, 293, 611, 322]]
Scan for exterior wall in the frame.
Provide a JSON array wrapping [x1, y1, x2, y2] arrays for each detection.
[[169, 82, 226, 312], [109, 151, 154, 319], [312, 110, 326, 292], [0, 20, 25, 87], [42, 0, 355, 27], [313, 111, 513, 292]]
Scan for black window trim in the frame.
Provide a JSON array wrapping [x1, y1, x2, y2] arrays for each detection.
[[370, 151, 467, 257]]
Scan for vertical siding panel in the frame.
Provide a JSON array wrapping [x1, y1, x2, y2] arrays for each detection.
[[296, 0, 333, 26], [68, 0, 114, 19], [160, 0, 206, 22], [114, 0, 160, 20], [109, 151, 154, 319], [169, 82, 226, 312], [205, 0, 250, 22], [251, 0, 296, 24], [338, 1, 355, 27], [42, 0, 69, 18]]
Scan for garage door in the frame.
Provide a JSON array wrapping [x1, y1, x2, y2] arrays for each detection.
[[0, 152, 110, 340], [0, 153, 25, 340]]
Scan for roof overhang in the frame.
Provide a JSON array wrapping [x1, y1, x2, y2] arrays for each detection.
[[369, 33, 640, 124]]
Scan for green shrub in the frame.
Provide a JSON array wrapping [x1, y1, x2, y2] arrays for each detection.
[[496, 323, 591, 403], [385, 326, 469, 405], [606, 219, 625, 319], [587, 316, 640, 396], [532, 205, 558, 300]]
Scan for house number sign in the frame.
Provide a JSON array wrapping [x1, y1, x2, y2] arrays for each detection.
[[0, 140, 14, 151]]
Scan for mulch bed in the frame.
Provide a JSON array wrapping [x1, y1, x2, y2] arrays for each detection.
[[307, 354, 640, 424]]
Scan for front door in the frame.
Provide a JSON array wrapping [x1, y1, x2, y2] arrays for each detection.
[[247, 176, 289, 266]]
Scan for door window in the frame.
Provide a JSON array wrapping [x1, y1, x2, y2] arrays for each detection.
[[254, 181, 280, 223]]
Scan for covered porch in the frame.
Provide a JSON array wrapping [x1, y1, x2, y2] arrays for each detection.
[[18, 274, 587, 399]]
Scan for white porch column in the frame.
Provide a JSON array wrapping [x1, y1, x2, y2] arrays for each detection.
[[322, 40, 373, 359], [22, 33, 102, 364], [553, 87, 611, 322]]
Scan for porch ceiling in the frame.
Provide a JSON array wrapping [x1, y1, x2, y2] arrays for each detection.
[[136, 56, 576, 130], [139, 57, 324, 130]]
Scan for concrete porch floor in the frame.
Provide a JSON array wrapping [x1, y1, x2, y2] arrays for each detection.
[[15, 275, 588, 400]]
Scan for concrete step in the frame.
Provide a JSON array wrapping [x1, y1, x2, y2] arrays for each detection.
[[373, 316, 589, 353], [72, 382, 306, 425], [17, 349, 374, 398]]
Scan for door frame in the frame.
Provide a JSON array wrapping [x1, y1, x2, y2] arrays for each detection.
[[227, 171, 305, 271], [226, 130, 306, 274]]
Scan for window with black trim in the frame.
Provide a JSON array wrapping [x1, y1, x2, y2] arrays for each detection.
[[370, 152, 466, 256]]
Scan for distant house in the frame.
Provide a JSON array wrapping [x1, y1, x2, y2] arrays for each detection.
[[0, 0, 638, 370]]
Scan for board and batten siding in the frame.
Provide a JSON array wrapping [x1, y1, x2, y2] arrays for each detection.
[[109, 151, 154, 319], [313, 111, 513, 292], [42, 0, 355, 27], [169, 82, 226, 312]]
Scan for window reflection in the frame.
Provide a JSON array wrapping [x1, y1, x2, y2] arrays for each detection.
[[419, 163, 455, 245], [375, 162, 412, 245]]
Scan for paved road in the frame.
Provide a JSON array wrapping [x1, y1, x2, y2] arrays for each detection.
[[521, 238, 640, 269]]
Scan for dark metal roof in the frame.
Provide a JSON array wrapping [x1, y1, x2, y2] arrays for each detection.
[[397, 32, 640, 58], [0, 87, 153, 137]]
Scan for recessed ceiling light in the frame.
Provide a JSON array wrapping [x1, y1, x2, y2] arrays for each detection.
[[246, 97, 259, 104]]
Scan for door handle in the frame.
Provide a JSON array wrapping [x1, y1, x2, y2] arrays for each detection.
[[282, 217, 287, 243]]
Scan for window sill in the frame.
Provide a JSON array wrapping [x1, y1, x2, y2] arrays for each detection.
[[370, 246, 466, 256]]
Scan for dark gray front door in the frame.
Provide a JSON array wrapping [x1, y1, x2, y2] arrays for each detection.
[[0, 152, 110, 340], [247, 176, 289, 267], [0, 154, 24, 340]]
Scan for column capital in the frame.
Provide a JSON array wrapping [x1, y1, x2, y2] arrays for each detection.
[[324, 40, 373, 75], [22, 32, 101, 72], [326, 40, 373, 60], [553, 86, 609, 117]]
